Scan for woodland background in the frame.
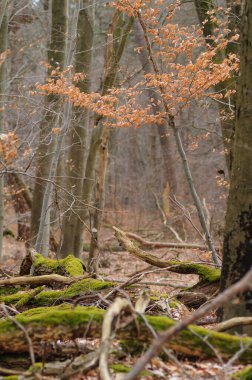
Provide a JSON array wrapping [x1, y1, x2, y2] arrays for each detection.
[[0, 0, 252, 379]]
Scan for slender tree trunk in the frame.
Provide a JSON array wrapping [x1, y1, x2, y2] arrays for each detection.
[[136, 12, 220, 266], [30, 0, 68, 248], [88, 125, 109, 272], [59, 1, 93, 258], [0, 0, 8, 30], [194, 0, 240, 173], [134, 20, 177, 196], [0, 4, 8, 261], [73, 12, 134, 258], [220, 0, 252, 334], [7, 174, 30, 242]]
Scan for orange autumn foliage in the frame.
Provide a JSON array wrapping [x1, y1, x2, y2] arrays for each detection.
[[35, 1, 239, 129]]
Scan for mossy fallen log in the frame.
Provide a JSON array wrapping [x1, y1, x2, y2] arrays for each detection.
[[0, 304, 251, 363], [0, 279, 115, 308], [113, 227, 220, 283]]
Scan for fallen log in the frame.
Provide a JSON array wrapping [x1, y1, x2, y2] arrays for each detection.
[[0, 274, 74, 287], [0, 304, 251, 362], [113, 227, 220, 283]]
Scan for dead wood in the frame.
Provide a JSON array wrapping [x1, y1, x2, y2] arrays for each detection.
[[177, 291, 209, 309], [0, 274, 74, 287], [126, 231, 217, 250], [113, 226, 220, 284], [214, 317, 252, 332], [0, 304, 252, 363]]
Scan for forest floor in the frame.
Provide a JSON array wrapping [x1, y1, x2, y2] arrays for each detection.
[[0, 233, 250, 380]]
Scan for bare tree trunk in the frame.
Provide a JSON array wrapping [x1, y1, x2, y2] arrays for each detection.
[[134, 20, 177, 195], [88, 125, 109, 272], [0, 3, 8, 261], [30, 0, 68, 248], [59, 1, 93, 258], [0, 0, 8, 30], [194, 0, 240, 173], [7, 174, 30, 242], [73, 12, 134, 258], [136, 12, 220, 266], [220, 0, 252, 334]]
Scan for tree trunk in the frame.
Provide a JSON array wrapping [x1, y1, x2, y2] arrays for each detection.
[[87, 125, 109, 272], [136, 12, 220, 266], [0, 3, 8, 261], [7, 174, 30, 242], [73, 12, 134, 258], [59, 1, 93, 258], [220, 0, 252, 334], [30, 0, 68, 248], [194, 0, 240, 173], [134, 20, 177, 196]]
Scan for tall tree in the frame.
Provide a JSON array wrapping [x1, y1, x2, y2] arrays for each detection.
[[0, 0, 8, 261], [59, 1, 93, 257], [134, 19, 177, 211], [194, 0, 240, 173], [73, 11, 134, 259], [30, 0, 68, 251], [220, 0, 252, 332]]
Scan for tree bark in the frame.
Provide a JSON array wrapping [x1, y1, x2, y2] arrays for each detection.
[[0, 3, 8, 261], [220, 0, 252, 334], [30, 0, 68, 249], [134, 20, 177, 196], [136, 12, 220, 266], [73, 12, 134, 258], [59, 2, 93, 257], [7, 174, 30, 242], [194, 0, 240, 173]]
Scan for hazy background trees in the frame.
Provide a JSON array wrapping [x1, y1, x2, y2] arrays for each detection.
[[0, 0, 235, 268]]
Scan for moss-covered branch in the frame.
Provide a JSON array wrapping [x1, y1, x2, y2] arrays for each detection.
[[0, 304, 251, 362], [113, 227, 220, 283], [0, 279, 115, 308]]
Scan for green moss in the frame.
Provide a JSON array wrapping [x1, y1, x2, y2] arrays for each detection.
[[28, 362, 43, 372], [34, 278, 114, 305], [2, 376, 19, 380], [0, 287, 22, 297], [110, 363, 150, 376], [234, 366, 252, 380], [15, 287, 44, 308], [145, 315, 252, 360], [0, 291, 28, 304], [33, 254, 84, 277], [1, 305, 252, 362], [0, 279, 115, 308], [168, 260, 220, 283], [0, 304, 105, 336]]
